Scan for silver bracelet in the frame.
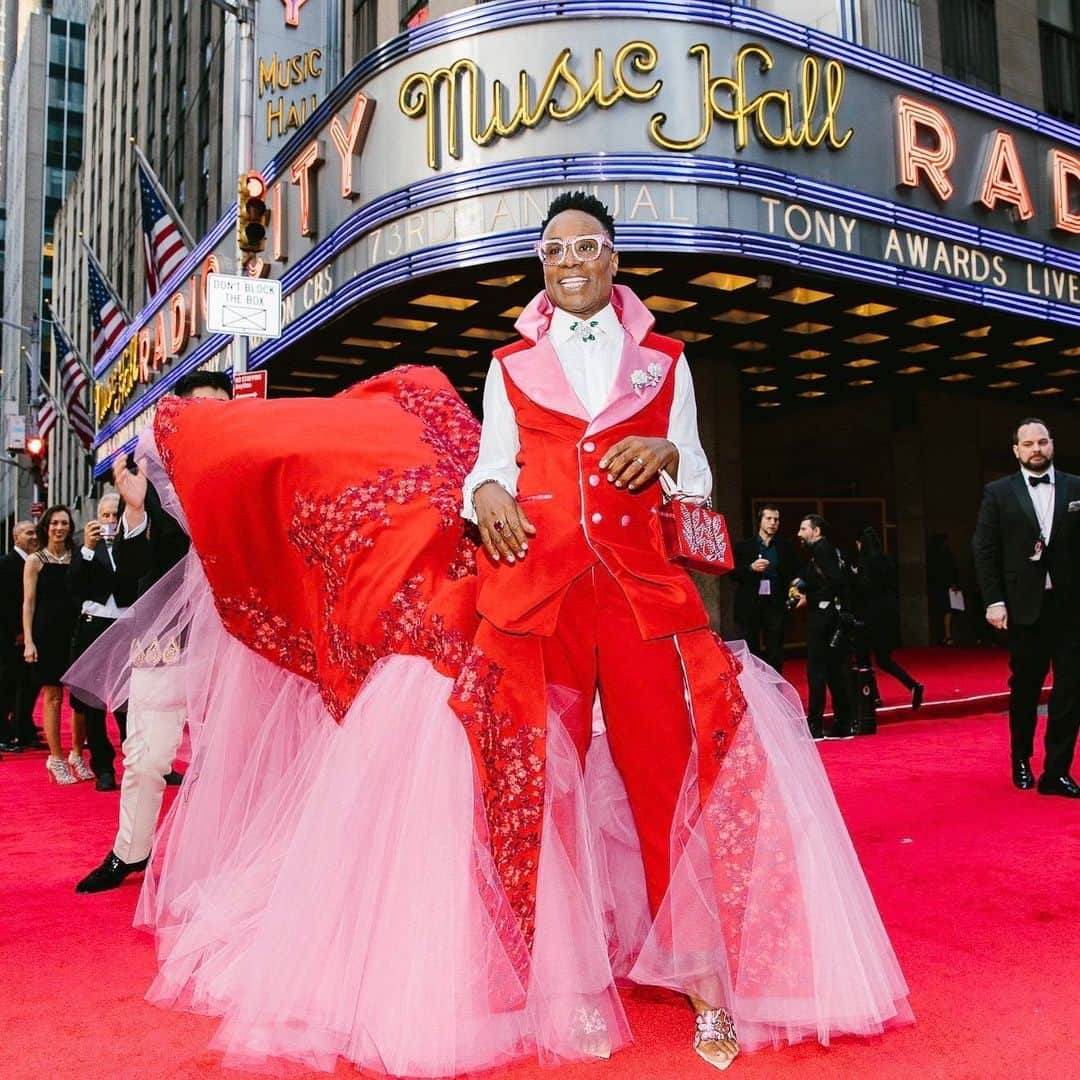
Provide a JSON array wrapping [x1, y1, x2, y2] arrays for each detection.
[[470, 478, 507, 509]]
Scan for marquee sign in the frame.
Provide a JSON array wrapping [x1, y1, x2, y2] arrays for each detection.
[[92, 4, 1080, 453]]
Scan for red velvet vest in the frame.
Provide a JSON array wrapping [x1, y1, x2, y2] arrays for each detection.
[[475, 332, 710, 641]]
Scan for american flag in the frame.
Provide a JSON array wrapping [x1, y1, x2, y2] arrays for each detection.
[[51, 321, 95, 450], [138, 160, 189, 296], [36, 397, 57, 443], [87, 256, 128, 366]]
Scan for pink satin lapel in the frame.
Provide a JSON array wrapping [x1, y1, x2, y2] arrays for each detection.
[[586, 338, 676, 436], [499, 337, 590, 421]]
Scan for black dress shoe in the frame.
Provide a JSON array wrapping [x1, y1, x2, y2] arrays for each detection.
[[1036, 774, 1080, 799], [95, 770, 116, 792], [75, 851, 150, 894], [911, 683, 925, 710], [825, 725, 855, 740], [808, 721, 824, 741], [1012, 758, 1035, 789], [164, 769, 184, 787]]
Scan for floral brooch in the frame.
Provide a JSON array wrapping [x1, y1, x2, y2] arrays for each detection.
[[568, 318, 600, 343], [630, 362, 663, 395]]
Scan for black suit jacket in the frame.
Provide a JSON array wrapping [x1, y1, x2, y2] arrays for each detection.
[[113, 481, 191, 596], [731, 535, 797, 625], [69, 541, 139, 611], [801, 538, 852, 613], [0, 551, 27, 646], [973, 469, 1080, 626]]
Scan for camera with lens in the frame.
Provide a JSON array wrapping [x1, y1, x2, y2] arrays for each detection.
[[785, 578, 806, 611], [828, 610, 861, 650]]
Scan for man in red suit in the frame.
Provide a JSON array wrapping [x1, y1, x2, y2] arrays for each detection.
[[463, 191, 738, 1070]]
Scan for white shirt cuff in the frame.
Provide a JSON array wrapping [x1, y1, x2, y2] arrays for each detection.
[[81, 547, 95, 561], [122, 511, 148, 538]]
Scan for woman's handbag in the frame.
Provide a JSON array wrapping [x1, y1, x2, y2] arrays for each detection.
[[657, 493, 735, 575]]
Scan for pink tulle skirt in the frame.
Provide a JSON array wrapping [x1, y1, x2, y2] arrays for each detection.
[[103, 563, 910, 1077]]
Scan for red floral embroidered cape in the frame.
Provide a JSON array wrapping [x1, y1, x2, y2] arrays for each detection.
[[155, 365, 750, 979]]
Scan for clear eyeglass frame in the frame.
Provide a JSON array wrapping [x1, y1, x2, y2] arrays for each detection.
[[535, 234, 614, 265]]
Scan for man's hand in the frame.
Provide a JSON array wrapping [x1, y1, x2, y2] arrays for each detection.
[[23, 638, 37, 664], [751, 557, 770, 572], [472, 482, 536, 564], [83, 520, 102, 550], [985, 604, 1008, 631], [600, 436, 678, 491], [112, 458, 148, 514]]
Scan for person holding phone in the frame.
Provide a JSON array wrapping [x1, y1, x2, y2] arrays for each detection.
[[68, 494, 138, 790]]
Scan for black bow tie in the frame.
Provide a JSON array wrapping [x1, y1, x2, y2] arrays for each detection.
[[1028, 474, 1051, 487]]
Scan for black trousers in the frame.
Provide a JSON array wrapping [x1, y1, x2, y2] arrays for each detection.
[[806, 606, 851, 728], [735, 597, 787, 673], [69, 614, 127, 775], [0, 643, 38, 745], [1007, 593, 1080, 779]]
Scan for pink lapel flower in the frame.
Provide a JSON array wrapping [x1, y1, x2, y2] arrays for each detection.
[[630, 362, 663, 395]]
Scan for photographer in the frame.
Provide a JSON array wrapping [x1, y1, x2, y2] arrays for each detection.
[[793, 514, 854, 740], [69, 494, 138, 790]]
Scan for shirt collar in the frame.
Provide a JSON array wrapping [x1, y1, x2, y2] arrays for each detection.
[[550, 303, 619, 346], [1020, 464, 1055, 485]]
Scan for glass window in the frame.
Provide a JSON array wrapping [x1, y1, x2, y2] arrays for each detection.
[[1040, 0, 1076, 30], [353, 0, 378, 61], [69, 33, 85, 71], [1040, 7, 1080, 122], [48, 29, 67, 66], [939, 0, 1000, 94]]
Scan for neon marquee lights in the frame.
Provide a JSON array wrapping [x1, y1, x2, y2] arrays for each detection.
[[896, 95, 1079, 235]]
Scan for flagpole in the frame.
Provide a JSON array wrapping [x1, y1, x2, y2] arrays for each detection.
[[44, 301, 94, 384], [20, 346, 64, 422], [80, 236, 133, 323], [130, 138, 196, 248]]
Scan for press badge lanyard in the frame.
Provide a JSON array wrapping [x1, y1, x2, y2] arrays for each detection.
[[1028, 478, 1054, 564]]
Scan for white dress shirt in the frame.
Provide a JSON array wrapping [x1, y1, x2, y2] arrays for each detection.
[[1021, 464, 1055, 590], [461, 302, 712, 521], [80, 543, 122, 619]]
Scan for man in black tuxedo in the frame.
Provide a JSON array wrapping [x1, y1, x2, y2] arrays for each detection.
[[77, 369, 232, 893], [69, 495, 139, 790], [794, 514, 854, 741], [732, 505, 796, 673], [0, 520, 43, 751], [973, 418, 1080, 798]]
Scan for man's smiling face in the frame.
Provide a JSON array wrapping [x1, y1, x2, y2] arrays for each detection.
[[541, 209, 618, 319]]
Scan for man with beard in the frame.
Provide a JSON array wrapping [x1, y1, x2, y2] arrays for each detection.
[[973, 418, 1080, 797]]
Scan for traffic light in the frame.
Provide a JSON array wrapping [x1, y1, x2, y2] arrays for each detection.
[[237, 171, 269, 254], [25, 434, 45, 460]]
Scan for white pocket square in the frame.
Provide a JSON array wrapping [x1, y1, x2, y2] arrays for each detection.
[[1069, 501, 1080, 512]]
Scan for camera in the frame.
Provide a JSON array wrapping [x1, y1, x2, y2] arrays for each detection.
[[99, 522, 118, 541], [828, 610, 861, 650], [785, 578, 806, 611]]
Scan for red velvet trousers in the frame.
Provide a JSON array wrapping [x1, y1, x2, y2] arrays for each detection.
[[541, 567, 693, 916]]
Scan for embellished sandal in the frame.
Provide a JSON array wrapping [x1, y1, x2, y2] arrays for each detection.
[[570, 1005, 611, 1060], [694, 1007, 739, 1071], [45, 756, 77, 785], [67, 751, 95, 782]]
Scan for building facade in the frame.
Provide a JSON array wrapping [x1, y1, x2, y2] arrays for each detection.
[[50, 0, 1080, 644], [1, 0, 88, 527]]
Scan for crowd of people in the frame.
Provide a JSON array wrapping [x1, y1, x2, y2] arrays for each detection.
[[3, 191, 1076, 1080]]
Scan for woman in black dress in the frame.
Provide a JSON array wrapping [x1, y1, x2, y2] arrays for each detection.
[[23, 505, 88, 784], [853, 527, 924, 710]]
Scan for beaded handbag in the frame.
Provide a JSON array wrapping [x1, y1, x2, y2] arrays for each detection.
[[657, 495, 734, 575]]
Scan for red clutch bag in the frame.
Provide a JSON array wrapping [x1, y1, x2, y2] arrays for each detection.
[[657, 497, 734, 575]]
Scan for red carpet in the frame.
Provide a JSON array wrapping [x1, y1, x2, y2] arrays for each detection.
[[2, 708, 1077, 1080], [782, 645, 1051, 721]]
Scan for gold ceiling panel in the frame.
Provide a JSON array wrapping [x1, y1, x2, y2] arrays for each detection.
[[962, 325, 992, 338], [997, 360, 1036, 369], [500, 306, 524, 319], [846, 302, 896, 317], [899, 343, 939, 353], [425, 347, 477, 358], [343, 336, 399, 349], [988, 380, 1020, 389], [461, 327, 517, 341], [477, 274, 525, 287], [619, 266, 663, 276], [940, 373, 975, 382], [669, 330, 713, 342], [772, 286, 832, 304], [374, 317, 437, 331], [750, 384, 779, 392], [845, 333, 888, 345], [290, 370, 340, 379], [795, 371, 827, 381], [714, 309, 769, 324], [896, 365, 926, 375], [790, 349, 829, 360], [950, 352, 987, 360], [741, 365, 775, 373], [1032, 386, 1064, 395], [908, 314, 955, 328], [732, 340, 769, 351], [845, 358, 879, 368], [785, 321, 831, 335], [644, 296, 697, 313], [756, 400, 782, 408], [690, 271, 755, 290], [797, 390, 827, 398], [1048, 368, 1079, 376], [848, 379, 874, 386], [411, 294, 478, 310], [1014, 336, 1053, 347]]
